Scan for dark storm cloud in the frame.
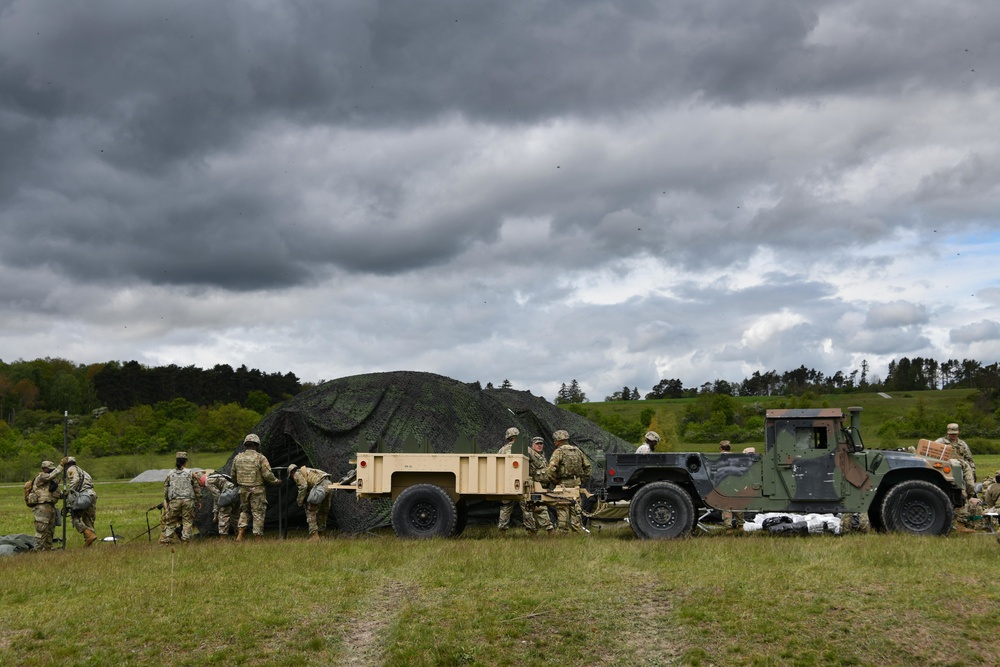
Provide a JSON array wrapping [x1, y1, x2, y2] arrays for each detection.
[[2, 0, 999, 290]]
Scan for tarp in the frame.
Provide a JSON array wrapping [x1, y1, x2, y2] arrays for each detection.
[[202, 371, 633, 534]]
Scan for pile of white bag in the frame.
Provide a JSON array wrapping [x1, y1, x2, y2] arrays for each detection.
[[743, 512, 842, 535]]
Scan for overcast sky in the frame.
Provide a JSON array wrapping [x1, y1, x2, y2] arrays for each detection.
[[2, 0, 1000, 401]]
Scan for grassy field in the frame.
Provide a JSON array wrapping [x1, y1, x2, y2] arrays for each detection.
[[3, 473, 1000, 667]]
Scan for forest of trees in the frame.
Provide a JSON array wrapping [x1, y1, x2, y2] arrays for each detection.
[[632, 357, 1000, 401]]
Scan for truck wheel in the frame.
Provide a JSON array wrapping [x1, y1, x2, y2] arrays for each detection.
[[391, 484, 457, 538], [880, 480, 954, 536], [628, 481, 694, 539]]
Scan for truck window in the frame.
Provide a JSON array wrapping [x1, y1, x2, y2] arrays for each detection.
[[796, 427, 829, 450]]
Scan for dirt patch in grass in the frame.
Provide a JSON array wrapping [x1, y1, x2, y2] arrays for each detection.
[[338, 579, 417, 667], [595, 579, 679, 666]]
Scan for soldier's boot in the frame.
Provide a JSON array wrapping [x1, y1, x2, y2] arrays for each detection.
[[236, 527, 245, 542], [83, 528, 97, 547], [253, 533, 262, 541], [310, 532, 320, 543], [954, 524, 977, 534]]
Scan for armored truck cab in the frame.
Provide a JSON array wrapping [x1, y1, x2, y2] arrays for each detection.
[[602, 407, 965, 539]]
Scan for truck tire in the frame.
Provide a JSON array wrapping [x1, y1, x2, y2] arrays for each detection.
[[628, 481, 695, 539], [391, 484, 457, 538], [880, 480, 954, 536]]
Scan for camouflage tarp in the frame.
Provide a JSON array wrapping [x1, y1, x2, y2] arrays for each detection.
[[203, 371, 633, 534]]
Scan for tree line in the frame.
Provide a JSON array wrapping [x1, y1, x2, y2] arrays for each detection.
[[0, 357, 301, 421], [596, 357, 1000, 401]]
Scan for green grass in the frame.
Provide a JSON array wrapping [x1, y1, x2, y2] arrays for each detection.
[[2, 483, 1000, 666]]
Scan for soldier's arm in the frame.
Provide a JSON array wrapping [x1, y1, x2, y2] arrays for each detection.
[[260, 457, 280, 485], [295, 474, 308, 505], [41, 465, 64, 482], [163, 476, 171, 504]]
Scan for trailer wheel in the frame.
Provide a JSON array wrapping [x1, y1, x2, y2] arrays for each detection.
[[391, 484, 457, 538], [453, 499, 469, 536], [880, 480, 953, 536], [628, 481, 695, 539]]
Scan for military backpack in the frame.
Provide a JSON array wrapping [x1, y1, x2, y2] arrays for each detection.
[[23, 479, 38, 508]]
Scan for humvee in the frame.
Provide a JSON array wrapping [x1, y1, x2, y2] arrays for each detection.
[[600, 407, 965, 539]]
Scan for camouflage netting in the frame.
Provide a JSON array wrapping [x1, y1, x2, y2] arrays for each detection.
[[198, 371, 633, 534]]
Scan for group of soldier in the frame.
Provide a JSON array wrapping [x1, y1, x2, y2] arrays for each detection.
[[24, 431, 336, 550], [164, 433, 334, 544], [25, 420, 998, 547], [25, 456, 99, 551], [497, 427, 593, 534]]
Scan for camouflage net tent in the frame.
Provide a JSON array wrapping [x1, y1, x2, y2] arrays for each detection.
[[204, 371, 633, 534]]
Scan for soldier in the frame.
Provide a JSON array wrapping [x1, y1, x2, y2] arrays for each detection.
[[981, 470, 1000, 510], [544, 430, 591, 534], [288, 464, 333, 542], [497, 427, 524, 532], [160, 452, 202, 545], [204, 469, 238, 539], [719, 440, 732, 453], [232, 433, 282, 540], [528, 436, 554, 533], [936, 423, 978, 532], [28, 460, 64, 551], [63, 456, 98, 547], [635, 431, 660, 454]]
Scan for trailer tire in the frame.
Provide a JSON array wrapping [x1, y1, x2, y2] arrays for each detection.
[[880, 480, 953, 536], [628, 481, 695, 539], [391, 484, 457, 538], [453, 499, 469, 536]]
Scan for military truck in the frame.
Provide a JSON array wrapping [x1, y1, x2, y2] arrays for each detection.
[[599, 407, 966, 539]]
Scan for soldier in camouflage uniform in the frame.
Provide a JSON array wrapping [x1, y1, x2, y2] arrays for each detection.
[[497, 427, 527, 532], [63, 456, 98, 547], [204, 470, 237, 538], [544, 430, 591, 534], [981, 471, 1000, 510], [160, 452, 202, 545], [232, 433, 282, 540], [528, 436, 554, 532], [288, 464, 332, 541], [635, 431, 660, 454], [936, 423, 978, 532], [28, 460, 64, 551]]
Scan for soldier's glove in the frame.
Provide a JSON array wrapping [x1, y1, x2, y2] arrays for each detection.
[[60, 456, 70, 466]]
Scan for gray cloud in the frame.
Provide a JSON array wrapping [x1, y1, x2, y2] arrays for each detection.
[[950, 320, 1000, 344], [1, 0, 999, 398]]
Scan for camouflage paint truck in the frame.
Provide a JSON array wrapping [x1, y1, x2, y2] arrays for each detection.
[[600, 407, 966, 539]]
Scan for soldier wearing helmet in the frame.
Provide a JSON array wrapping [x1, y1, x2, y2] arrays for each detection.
[[288, 463, 333, 542], [28, 460, 64, 550], [635, 431, 661, 454], [232, 434, 282, 540], [204, 469, 238, 539], [63, 456, 98, 547], [497, 427, 536, 532], [936, 423, 978, 532], [544, 430, 591, 534], [528, 436, 554, 532]]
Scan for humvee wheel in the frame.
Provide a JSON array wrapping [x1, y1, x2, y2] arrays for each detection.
[[880, 480, 954, 536], [391, 484, 457, 538], [628, 481, 695, 539]]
